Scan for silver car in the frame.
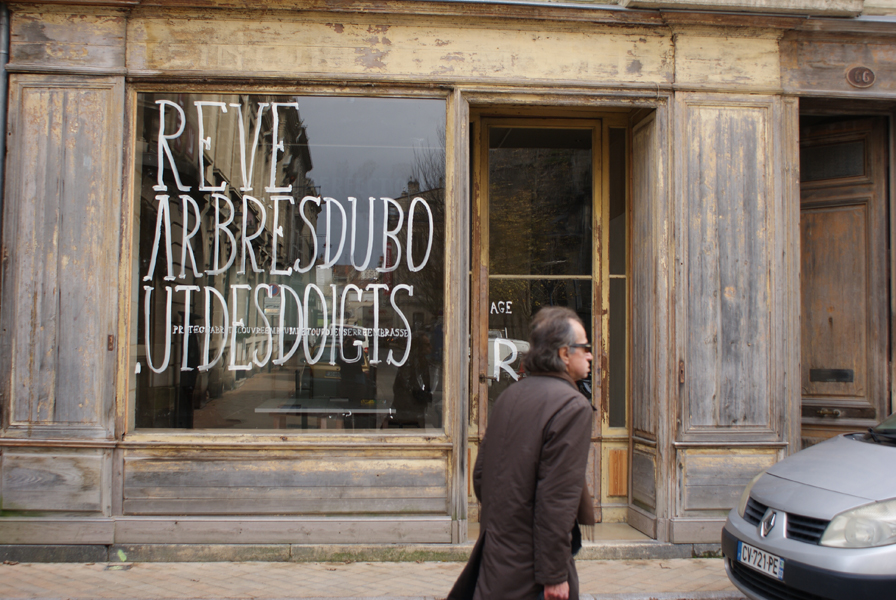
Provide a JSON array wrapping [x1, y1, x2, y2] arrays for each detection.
[[722, 412, 896, 600]]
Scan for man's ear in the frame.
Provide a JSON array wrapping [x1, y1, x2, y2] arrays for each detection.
[[558, 346, 570, 364]]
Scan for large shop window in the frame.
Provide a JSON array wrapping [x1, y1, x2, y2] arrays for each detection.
[[131, 94, 446, 432]]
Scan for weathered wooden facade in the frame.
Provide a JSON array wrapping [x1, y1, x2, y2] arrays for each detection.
[[2, 0, 896, 552]]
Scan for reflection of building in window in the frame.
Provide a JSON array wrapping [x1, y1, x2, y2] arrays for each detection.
[[387, 177, 445, 336], [135, 94, 317, 428], [134, 95, 446, 431]]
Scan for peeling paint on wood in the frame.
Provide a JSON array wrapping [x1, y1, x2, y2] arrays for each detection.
[[1, 75, 123, 437], [1, 451, 105, 512], [122, 456, 449, 515], [0, 0, 875, 547], [125, 12, 674, 85], [674, 32, 781, 89], [678, 449, 776, 514], [10, 9, 127, 71], [782, 35, 896, 97], [678, 95, 776, 436]]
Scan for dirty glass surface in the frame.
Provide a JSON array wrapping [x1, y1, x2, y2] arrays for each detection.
[[132, 94, 446, 432], [485, 279, 593, 414], [486, 126, 593, 414], [801, 141, 865, 182], [488, 128, 593, 276], [608, 127, 627, 428]]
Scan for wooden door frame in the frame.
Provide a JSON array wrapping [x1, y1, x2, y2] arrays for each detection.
[[472, 116, 602, 432], [468, 108, 632, 524], [798, 98, 896, 429]]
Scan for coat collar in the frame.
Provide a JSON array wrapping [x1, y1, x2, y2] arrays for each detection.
[[528, 370, 579, 390]]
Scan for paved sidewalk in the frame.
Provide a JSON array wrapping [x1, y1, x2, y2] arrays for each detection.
[[0, 558, 745, 600]]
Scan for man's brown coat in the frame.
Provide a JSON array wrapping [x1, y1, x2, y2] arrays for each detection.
[[466, 372, 593, 600]]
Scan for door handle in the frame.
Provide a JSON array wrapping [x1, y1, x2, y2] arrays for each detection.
[[479, 374, 497, 382], [817, 408, 842, 418]]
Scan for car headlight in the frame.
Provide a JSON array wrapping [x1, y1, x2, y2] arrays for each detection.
[[821, 498, 896, 548], [737, 469, 767, 518]]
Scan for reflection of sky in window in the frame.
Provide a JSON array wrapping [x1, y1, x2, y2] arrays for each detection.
[[295, 97, 445, 266]]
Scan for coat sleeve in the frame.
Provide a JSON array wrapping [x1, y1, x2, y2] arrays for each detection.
[[532, 396, 592, 587], [473, 433, 486, 502]]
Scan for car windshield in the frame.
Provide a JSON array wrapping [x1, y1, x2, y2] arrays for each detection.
[[865, 412, 896, 446], [874, 412, 896, 434]]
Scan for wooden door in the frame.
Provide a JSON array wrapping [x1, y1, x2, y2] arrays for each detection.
[[800, 117, 889, 447], [472, 118, 602, 520]]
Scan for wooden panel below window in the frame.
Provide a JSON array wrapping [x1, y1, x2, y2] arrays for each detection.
[[679, 449, 777, 515], [626, 0, 862, 17], [607, 448, 628, 497], [0, 515, 451, 545], [1, 450, 108, 513], [123, 456, 449, 515], [631, 449, 656, 512]]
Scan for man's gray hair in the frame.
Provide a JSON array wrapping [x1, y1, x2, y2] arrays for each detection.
[[522, 306, 584, 374]]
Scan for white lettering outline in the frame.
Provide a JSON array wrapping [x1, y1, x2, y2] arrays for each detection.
[[253, 284, 274, 367], [239, 195, 267, 274], [349, 196, 376, 271], [407, 197, 433, 272], [340, 284, 364, 364], [266, 102, 300, 193], [143, 195, 175, 282], [206, 193, 237, 275], [199, 286, 229, 372], [319, 198, 347, 270], [493, 338, 520, 382], [144, 285, 173, 373], [387, 284, 414, 367], [154, 100, 190, 192], [194, 101, 228, 192]]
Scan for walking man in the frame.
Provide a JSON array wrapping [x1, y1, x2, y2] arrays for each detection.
[[450, 306, 594, 600]]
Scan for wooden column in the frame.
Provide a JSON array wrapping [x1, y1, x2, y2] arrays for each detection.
[[670, 91, 797, 543], [0, 6, 126, 534]]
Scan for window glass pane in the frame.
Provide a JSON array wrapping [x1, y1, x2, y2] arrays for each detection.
[[488, 128, 592, 276], [608, 278, 626, 428], [608, 127, 627, 428], [486, 278, 592, 415], [133, 94, 446, 431], [800, 141, 864, 182], [608, 128, 626, 276]]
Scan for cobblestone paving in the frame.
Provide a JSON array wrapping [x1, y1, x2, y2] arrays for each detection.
[[0, 558, 744, 600]]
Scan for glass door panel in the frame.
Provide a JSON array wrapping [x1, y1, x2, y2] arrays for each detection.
[[488, 128, 593, 276], [486, 278, 594, 414], [478, 121, 599, 416]]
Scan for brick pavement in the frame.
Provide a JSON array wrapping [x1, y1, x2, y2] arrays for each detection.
[[0, 558, 745, 600]]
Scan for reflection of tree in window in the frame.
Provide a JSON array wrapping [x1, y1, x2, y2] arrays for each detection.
[[488, 128, 592, 277], [134, 94, 446, 431]]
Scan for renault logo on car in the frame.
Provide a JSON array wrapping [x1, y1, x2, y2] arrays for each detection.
[[760, 509, 777, 538]]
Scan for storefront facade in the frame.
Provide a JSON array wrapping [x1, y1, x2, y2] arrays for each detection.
[[2, 0, 896, 551]]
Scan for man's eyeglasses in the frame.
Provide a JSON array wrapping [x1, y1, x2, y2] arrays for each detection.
[[569, 343, 592, 352]]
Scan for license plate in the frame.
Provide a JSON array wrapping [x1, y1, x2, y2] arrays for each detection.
[[737, 541, 785, 580]]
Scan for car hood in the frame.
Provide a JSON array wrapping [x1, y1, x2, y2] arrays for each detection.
[[767, 434, 896, 502]]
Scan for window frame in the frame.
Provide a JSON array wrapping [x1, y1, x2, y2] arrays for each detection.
[[120, 84, 458, 444]]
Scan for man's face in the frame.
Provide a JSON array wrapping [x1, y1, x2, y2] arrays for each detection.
[[561, 319, 592, 381]]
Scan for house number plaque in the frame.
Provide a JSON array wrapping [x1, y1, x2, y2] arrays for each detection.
[[847, 66, 876, 88]]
